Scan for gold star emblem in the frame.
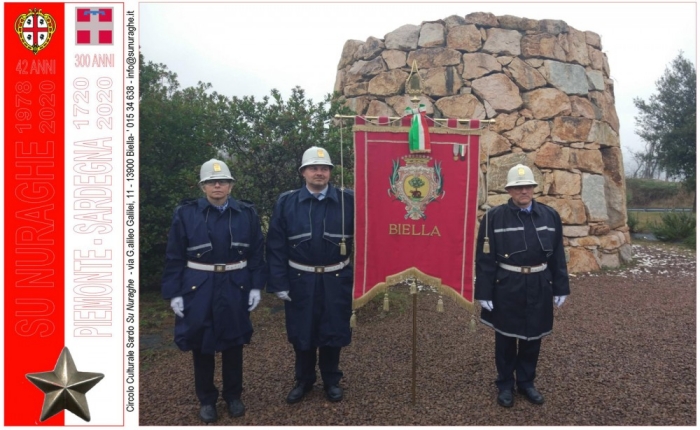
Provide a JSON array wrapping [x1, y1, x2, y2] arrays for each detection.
[[26, 347, 104, 422]]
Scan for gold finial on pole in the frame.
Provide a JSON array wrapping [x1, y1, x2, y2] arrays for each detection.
[[406, 60, 423, 105]]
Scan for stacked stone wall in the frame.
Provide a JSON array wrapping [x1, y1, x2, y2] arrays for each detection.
[[335, 12, 631, 273]]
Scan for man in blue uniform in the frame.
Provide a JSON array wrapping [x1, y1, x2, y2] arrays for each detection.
[[162, 158, 266, 423], [475, 163, 570, 408], [266, 146, 354, 404]]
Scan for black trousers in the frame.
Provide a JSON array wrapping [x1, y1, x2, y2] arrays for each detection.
[[494, 332, 542, 391], [294, 345, 343, 386], [192, 346, 243, 405]]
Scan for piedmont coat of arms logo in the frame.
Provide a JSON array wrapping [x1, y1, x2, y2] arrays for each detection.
[[388, 155, 445, 220], [15, 9, 56, 55]]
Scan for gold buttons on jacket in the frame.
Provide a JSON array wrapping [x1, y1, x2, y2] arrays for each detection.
[[504, 254, 509, 258], [196, 253, 201, 258], [191, 286, 197, 290]]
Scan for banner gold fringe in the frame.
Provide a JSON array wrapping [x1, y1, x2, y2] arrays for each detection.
[[353, 267, 476, 313]]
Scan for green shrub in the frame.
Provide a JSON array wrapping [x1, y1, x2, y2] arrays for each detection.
[[650, 211, 696, 243], [627, 212, 641, 233], [683, 233, 696, 248]]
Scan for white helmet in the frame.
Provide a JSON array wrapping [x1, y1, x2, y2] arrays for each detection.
[[199, 158, 233, 184], [299, 146, 333, 172], [505, 164, 538, 188]]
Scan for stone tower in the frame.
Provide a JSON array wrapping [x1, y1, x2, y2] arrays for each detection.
[[334, 12, 631, 273]]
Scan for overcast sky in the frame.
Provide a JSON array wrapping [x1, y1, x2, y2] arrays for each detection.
[[139, 2, 697, 174]]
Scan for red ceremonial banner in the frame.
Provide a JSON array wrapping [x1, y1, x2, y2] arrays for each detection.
[[353, 115, 481, 310], [4, 2, 66, 426]]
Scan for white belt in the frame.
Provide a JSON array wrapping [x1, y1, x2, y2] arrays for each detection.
[[289, 258, 350, 274], [187, 260, 247, 272], [499, 262, 547, 274]]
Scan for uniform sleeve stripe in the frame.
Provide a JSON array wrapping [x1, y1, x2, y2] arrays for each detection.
[[288, 233, 311, 240], [324, 233, 353, 238], [493, 227, 524, 233], [187, 243, 212, 251]]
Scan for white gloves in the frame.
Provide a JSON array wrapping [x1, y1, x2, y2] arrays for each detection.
[[554, 295, 567, 307], [248, 289, 261, 311], [170, 297, 184, 317], [275, 291, 292, 302], [479, 300, 493, 311]]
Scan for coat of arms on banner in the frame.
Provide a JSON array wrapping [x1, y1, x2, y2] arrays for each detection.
[[388, 155, 444, 220], [14, 9, 56, 55]]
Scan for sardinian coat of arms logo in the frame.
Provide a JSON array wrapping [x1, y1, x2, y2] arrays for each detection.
[[15, 9, 56, 55], [388, 155, 445, 220]]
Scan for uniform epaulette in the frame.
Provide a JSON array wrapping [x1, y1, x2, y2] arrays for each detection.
[[280, 189, 298, 198], [179, 198, 198, 206], [173, 198, 198, 216]]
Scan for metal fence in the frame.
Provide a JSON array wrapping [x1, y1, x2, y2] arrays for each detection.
[[627, 208, 693, 212]]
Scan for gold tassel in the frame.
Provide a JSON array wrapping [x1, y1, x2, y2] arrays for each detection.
[[483, 237, 490, 254], [383, 292, 389, 311], [437, 296, 444, 312], [339, 239, 347, 256], [469, 315, 477, 333], [350, 311, 356, 328]]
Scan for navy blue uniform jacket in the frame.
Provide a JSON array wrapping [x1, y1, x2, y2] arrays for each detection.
[[266, 184, 354, 350], [475, 198, 570, 340], [161, 197, 266, 354]]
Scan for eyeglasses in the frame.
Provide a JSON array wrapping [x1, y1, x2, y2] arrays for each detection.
[[202, 179, 233, 186]]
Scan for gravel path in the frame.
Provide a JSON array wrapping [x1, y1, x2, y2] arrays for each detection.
[[140, 243, 696, 426]]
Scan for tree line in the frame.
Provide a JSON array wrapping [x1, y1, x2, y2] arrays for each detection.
[[139, 53, 353, 290]]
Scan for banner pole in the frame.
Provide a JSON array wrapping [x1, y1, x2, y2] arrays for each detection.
[[411, 278, 418, 405]]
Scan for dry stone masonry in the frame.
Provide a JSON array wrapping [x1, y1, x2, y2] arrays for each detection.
[[335, 12, 631, 273]]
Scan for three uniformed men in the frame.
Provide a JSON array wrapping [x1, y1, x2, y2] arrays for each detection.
[[163, 155, 569, 420]]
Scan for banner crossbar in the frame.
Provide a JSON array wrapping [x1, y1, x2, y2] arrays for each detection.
[[335, 114, 495, 125]]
